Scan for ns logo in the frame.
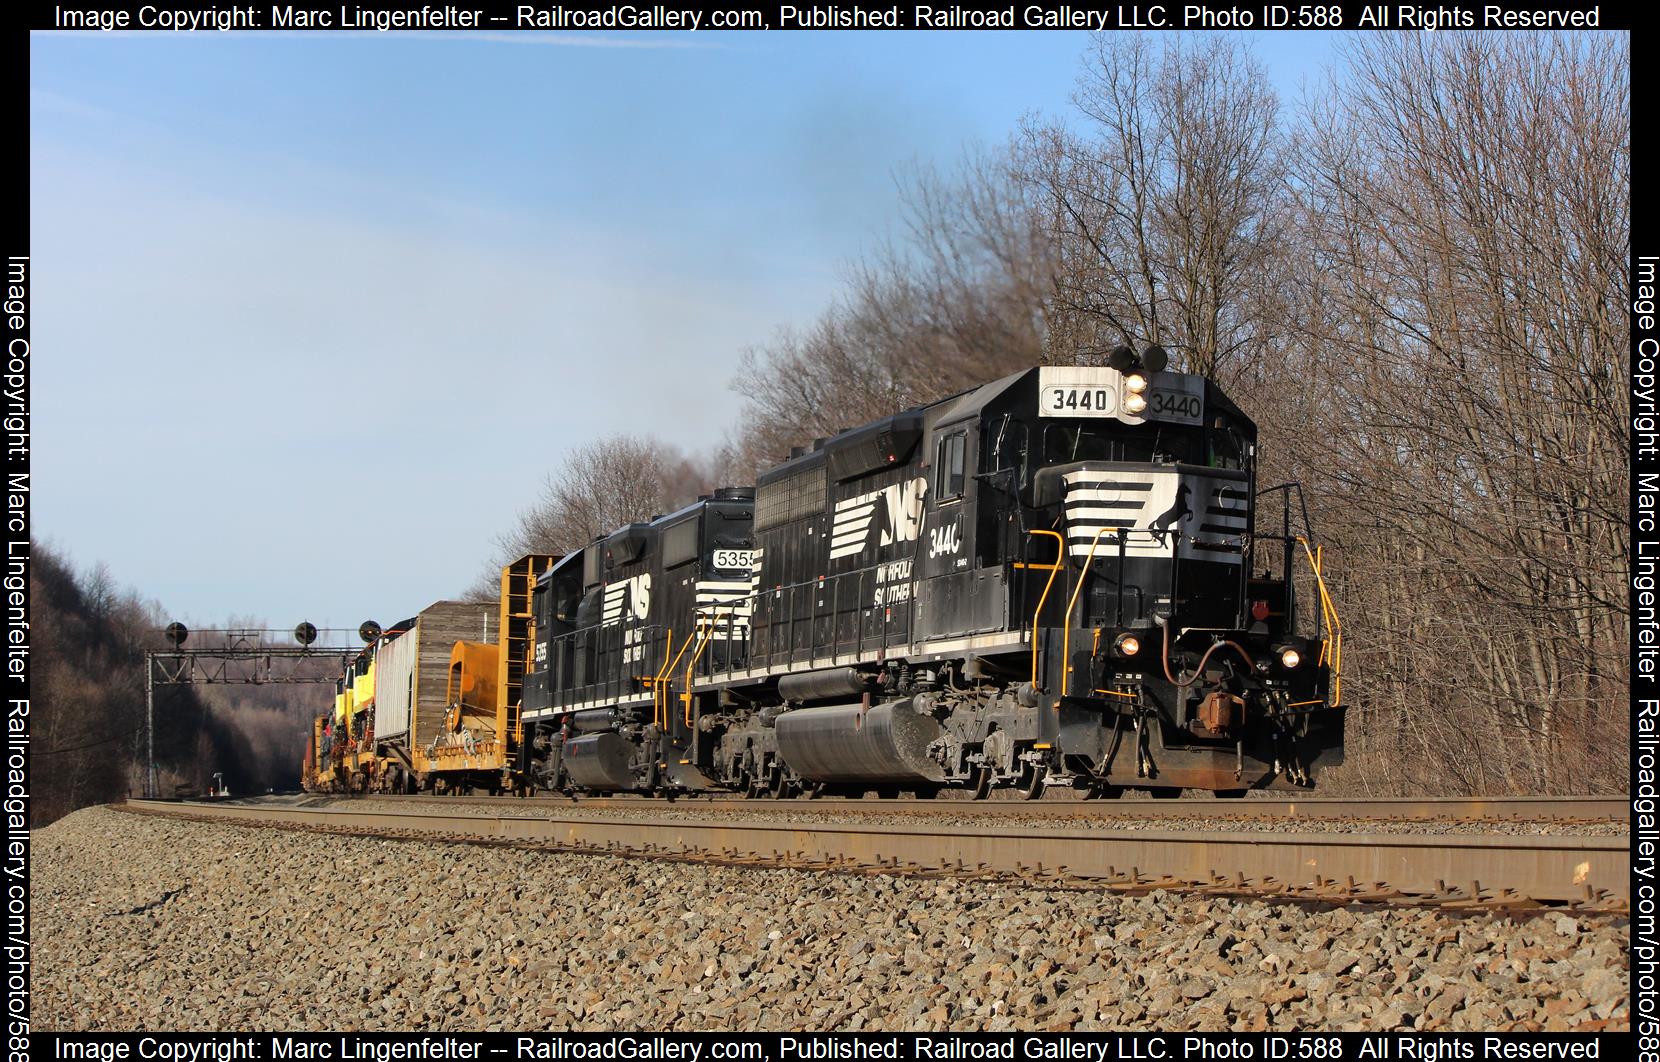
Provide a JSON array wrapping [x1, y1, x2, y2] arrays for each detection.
[[602, 573, 652, 626], [829, 477, 928, 561]]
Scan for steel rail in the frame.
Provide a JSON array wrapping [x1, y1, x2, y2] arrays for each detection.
[[125, 800, 1628, 904], [356, 793, 1631, 822]]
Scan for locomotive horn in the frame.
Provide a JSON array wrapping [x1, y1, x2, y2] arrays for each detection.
[[1106, 345, 1136, 371], [1140, 344, 1168, 373], [293, 622, 317, 646], [359, 620, 382, 643], [164, 622, 189, 647]]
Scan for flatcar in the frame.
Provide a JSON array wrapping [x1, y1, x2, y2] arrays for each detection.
[[304, 586, 547, 795]]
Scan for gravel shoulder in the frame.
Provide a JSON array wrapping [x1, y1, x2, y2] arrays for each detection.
[[34, 806, 1629, 1033]]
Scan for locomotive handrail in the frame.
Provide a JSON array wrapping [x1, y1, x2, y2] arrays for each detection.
[[1026, 529, 1067, 690], [1295, 536, 1344, 706], [1060, 526, 1115, 700], [691, 591, 756, 686], [704, 562, 911, 684], [684, 616, 720, 727], [542, 621, 670, 713], [653, 627, 691, 729]]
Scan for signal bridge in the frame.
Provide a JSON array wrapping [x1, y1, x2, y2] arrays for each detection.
[[142, 620, 381, 798]]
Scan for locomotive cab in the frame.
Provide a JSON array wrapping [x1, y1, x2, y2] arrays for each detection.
[[996, 363, 1343, 793]]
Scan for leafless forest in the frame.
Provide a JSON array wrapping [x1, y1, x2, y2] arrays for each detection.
[[486, 34, 1631, 795], [30, 544, 323, 825], [36, 33, 1628, 818]]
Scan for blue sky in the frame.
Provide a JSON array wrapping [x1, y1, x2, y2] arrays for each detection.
[[31, 29, 1342, 633]]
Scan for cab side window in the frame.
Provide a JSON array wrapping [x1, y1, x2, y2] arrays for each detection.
[[935, 431, 966, 501]]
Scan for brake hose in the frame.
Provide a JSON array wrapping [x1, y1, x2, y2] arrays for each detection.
[[1160, 621, 1255, 688]]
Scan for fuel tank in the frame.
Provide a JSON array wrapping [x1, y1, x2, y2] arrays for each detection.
[[563, 732, 636, 791], [570, 708, 621, 734], [776, 667, 878, 703], [774, 696, 945, 784]]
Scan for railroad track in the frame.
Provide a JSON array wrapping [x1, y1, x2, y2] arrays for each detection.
[[122, 798, 1629, 910], [341, 792, 1628, 822]]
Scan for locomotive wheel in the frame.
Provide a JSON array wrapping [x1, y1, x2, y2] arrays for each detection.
[[1018, 763, 1046, 801], [768, 768, 788, 799], [1150, 787, 1184, 799], [970, 766, 992, 800]]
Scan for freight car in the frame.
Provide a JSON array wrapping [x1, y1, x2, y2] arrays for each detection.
[[512, 354, 1345, 799], [304, 571, 548, 794]]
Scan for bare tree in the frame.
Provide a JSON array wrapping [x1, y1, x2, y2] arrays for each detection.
[[734, 142, 1053, 470], [1019, 36, 1289, 380], [1291, 32, 1630, 794], [469, 434, 712, 598]]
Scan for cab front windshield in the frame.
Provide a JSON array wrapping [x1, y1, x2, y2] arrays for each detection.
[[983, 414, 1251, 482], [1041, 422, 1217, 467], [1038, 419, 1250, 470]]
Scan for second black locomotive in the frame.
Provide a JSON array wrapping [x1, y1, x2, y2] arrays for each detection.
[[517, 356, 1345, 798]]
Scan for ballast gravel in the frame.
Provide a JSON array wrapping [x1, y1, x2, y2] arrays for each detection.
[[35, 806, 1628, 1033], [320, 796, 1630, 837]]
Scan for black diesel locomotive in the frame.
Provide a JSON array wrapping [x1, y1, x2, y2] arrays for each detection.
[[518, 356, 1345, 798]]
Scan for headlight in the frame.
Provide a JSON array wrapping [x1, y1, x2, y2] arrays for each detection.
[[1124, 393, 1148, 414], [1124, 373, 1149, 394], [1279, 647, 1301, 669], [1115, 634, 1140, 658]]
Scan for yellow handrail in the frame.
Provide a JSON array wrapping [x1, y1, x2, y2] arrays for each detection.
[[1294, 536, 1343, 706], [653, 628, 697, 729], [1060, 527, 1113, 700], [1027, 530, 1067, 689], [683, 615, 721, 728], [677, 597, 743, 728]]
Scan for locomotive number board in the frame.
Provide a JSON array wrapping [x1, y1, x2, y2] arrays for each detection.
[[1042, 384, 1118, 417], [1036, 366, 1205, 425], [1037, 366, 1120, 419], [1146, 386, 1203, 424], [711, 549, 755, 571]]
